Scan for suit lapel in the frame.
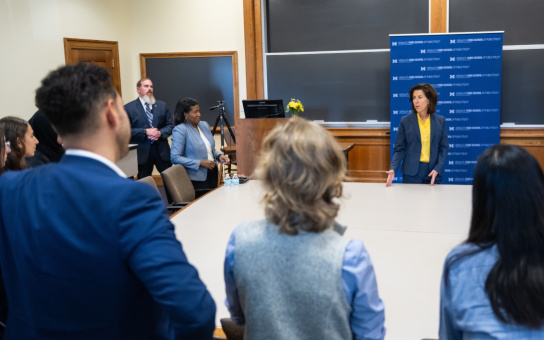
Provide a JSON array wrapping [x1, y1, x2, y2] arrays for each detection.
[[193, 123, 214, 152], [412, 114, 421, 143], [200, 124, 212, 145], [430, 114, 437, 146], [190, 124, 207, 154], [136, 100, 151, 127]]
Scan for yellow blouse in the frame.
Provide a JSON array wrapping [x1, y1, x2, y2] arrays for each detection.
[[418, 114, 431, 163]]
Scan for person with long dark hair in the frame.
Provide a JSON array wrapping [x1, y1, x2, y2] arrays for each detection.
[[170, 97, 229, 190], [26, 110, 64, 167], [0, 130, 11, 175], [0, 116, 39, 171], [386, 83, 449, 186], [0, 131, 8, 337], [440, 144, 544, 339]]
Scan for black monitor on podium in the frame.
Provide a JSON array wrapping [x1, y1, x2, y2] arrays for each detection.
[[242, 99, 285, 118]]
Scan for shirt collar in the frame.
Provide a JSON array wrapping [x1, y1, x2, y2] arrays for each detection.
[[138, 97, 150, 109], [417, 113, 430, 125], [65, 149, 127, 178]]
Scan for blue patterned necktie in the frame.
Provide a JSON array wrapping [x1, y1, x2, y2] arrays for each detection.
[[145, 103, 155, 144], [145, 103, 153, 127]]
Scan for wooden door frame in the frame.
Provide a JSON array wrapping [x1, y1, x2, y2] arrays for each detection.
[[63, 38, 122, 97]]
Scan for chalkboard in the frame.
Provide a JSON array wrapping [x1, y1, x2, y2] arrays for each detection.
[[263, 0, 544, 124], [266, 52, 390, 122], [450, 0, 544, 125], [264, 0, 427, 122], [501, 49, 544, 124], [142, 53, 238, 129], [266, 0, 428, 52], [450, 0, 544, 45]]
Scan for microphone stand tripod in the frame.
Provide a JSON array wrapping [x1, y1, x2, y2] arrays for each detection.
[[210, 101, 236, 152], [210, 101, 236, 179]]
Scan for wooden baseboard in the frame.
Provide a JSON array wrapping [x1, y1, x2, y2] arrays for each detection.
[[214, 327, 226, 339], [152, 174, 164, 186], [348, 170, 388, 183], [328, 127, 544, 183], [150, 127, 544, 185]]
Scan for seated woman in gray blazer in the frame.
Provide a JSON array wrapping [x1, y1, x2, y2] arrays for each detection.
[[386, 83, 449, 186], [171, 97, 229, 190]]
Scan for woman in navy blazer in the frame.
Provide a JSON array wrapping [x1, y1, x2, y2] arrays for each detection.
[[386, 83, 449, 186], [171, 98, 229, 189]]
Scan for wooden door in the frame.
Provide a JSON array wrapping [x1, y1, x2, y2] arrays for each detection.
[[63, 38, 122, 96]]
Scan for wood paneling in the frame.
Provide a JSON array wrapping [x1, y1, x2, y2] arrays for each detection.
[[213, 327, 226, 339], [500, 128, 544, 170], [328, 127, 544, 183], [233, 123, 544, 183], [430, 0, 448, 33], [236, 118, 290, 176], [243, 0, 264, 100], [151, 174, 163, 187], [328, 128, 391, 182]]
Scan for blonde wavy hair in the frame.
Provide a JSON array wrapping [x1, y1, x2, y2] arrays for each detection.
[[258, 118, 346, 235]]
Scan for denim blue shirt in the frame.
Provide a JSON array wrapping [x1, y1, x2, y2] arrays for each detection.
[[224, 225, 386, 340], [440, 243, 544, 340]]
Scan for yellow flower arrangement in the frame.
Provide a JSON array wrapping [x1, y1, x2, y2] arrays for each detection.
[[286, 98, 304, 117]]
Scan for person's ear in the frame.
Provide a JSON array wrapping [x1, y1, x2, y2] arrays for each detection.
[[104, 98, 119, 129], [17, 137, 22, 149]]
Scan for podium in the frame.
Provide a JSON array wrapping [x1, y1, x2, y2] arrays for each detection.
[[235, 118, 290, 176]]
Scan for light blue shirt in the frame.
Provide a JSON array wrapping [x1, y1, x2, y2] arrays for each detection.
[[440, 243, 544, 340], [224, 225, 386, 340]]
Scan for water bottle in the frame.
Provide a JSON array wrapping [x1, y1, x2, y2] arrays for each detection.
[[224, 173, 231, 187], [232, 173, 239, 186]]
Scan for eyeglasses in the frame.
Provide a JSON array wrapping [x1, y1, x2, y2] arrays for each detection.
[[4, 140, 10, 150]]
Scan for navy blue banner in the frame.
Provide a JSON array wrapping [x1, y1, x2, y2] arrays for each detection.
[[390, 33, 503, 184]]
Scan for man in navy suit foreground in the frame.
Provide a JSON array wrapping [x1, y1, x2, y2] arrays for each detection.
[[0, 63, 216, 339], [125, 77, 174, 179]]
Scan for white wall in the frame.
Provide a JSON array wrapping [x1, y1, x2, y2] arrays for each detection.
[[126, 0, 247, 108], [0, 0, 246, 120], [0, 0, 132, 119]]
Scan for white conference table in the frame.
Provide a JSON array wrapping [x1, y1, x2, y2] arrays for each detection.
[[115, 144, 138, 177], [171, 181, 472, 340]]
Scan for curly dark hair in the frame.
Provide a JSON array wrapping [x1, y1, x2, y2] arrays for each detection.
[[173, 97, 199, 126], [35, 63, 117, 137], [409, 83, 438, 114]]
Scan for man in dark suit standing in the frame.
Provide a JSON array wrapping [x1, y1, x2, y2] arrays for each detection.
[[0, 63, 216, 339], [125, 77, 173, 178]]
